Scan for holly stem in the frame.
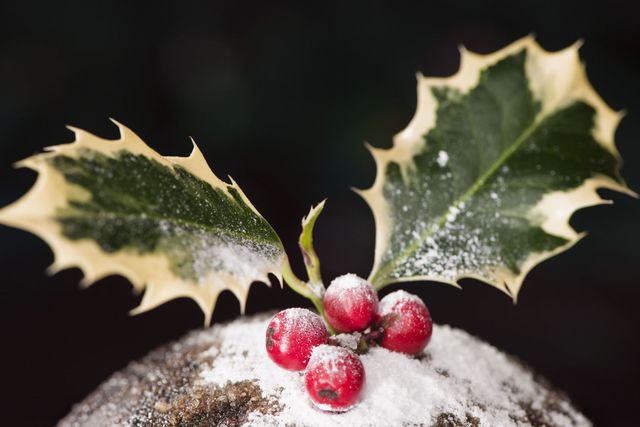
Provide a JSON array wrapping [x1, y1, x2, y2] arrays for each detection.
[[298, 200, 325, 285], [281, 258, 335, 335], [281, 257, 312, 299]]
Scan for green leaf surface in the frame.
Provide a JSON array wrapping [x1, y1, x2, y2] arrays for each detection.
[[52, 149, 281, 281], [360, 37, 634, 297]]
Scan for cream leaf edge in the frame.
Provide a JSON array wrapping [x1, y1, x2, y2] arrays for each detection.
[[357, 35, 637, 299], [0, 119, 284, 324]]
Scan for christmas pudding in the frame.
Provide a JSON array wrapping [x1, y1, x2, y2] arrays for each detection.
[[58, 313, 589, 427]]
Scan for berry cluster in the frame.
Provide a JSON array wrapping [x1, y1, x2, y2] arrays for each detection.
[[265, 274, 433, 412]]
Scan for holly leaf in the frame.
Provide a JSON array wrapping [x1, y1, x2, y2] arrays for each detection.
[[358, 36, 635, 298], [0, 120, 285, 323]]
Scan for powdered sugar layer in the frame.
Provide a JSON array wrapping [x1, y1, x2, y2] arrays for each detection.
[[306, 345, 365, 412], [266, 308, 327, 365], [324, 274, 379, 333], [309, 344, 352, 367], [324, 274, 378, 315], [270, 307, 326, 342], [200, 315, 590, 427], [328, 274, 372, 292], [378, 289, 425, 314], [330, 332, 361, 351], [307, 345, 363, 378], [325, 274, 377, 306]]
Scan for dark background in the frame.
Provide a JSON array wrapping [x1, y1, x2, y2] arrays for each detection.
[[1, 1, 638, 426]]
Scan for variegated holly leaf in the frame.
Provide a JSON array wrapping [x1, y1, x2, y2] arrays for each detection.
[[0, 120, 285, 323], [358, 36, 635, 298]]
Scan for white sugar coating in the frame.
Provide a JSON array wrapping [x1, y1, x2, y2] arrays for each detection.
[[307, 344, 361, 375], [200, 315, 590, 427], [156, 220, 283, 285], [309, 343, 349, 363], [277, 307, 322, 327], [273, 307, 325, 332], [269, 308, 326, 355], [328, 273, 372, 292], [437, 150, 449, 167], [306, 345, 365, 411], [330, 332, 361, 351], [273, 307, 326, 339], [325, 274, 377, 306], [379, 164, 521, 285], [378, 289, 425, 314]]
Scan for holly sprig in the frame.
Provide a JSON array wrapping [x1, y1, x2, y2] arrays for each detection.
[[0, 36, 634, 325]]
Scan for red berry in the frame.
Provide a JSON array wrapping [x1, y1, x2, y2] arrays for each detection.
[[265, 308, 328, 371], [304, 344, 365, 412], [376, 290, 432, 355], [323, 274, 378, 333]]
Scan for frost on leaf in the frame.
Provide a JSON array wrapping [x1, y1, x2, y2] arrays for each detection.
[[358, 36, 635, 298], [0, 120, 285, 323]]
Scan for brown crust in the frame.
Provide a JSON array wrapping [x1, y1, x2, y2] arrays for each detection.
[[57, 324, 281, 427]]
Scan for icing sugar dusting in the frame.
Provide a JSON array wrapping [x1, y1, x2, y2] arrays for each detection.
[[328, 274, 371, 291], [325, 274, 376, 305], [200, 316, 590, 427], [157, 220, 283, 284], [378, 289, 424, 314], [437, 150, 449, 167], [330, 333, 361, 351], [269, 308, 326, 357], [308, 345, 362, 377]]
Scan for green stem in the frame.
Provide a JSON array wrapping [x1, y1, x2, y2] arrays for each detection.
[[281, 258, 335, 335], [281, 258, 313, 299], [317, 302, 335, 335], [298, 200, 326, 285], [300, 243, 323, 285]]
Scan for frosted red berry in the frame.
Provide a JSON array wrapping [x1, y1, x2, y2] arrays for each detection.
[[323, 274, 378, 333], [265, 308, 328, 371], [376, 290, 432, 355], [304, 344, 365, 412]]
